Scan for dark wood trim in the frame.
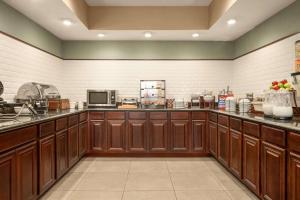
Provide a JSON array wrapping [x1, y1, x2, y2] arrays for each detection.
[[63, 58, 233, 61], [0, 31, 63, 60], [85, 152, 210, 157]]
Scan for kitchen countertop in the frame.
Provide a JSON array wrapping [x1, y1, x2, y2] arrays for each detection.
[[1, 107, 300, 134]]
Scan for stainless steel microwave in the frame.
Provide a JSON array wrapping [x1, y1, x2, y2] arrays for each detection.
[[87, 90, 117, 107]]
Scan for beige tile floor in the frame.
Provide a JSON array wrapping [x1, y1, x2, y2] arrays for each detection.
[[41, 157, 259, 200]]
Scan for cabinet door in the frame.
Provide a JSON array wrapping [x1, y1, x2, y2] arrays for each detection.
[[56, 131, 68, 178], [39, 135, 55, 194], [170, 120, 189, 152], [107, 120, 126, 152], [68, 126, 79, 167], [127, 120, 147, 152], [218, 125, 229, 167], [288, 152, 300, 200], [16, 142, 37, 200], [243, 134, 260, 195], [192, 120, 206, 152], [90, 120, 106, 152], [0, 150, 16, 200], [261, 142, 286, 200], [208, 122, 218, 157], [229, 129, 242, 178], [79, 122, 88, 157], [149, 120, 168, 152]]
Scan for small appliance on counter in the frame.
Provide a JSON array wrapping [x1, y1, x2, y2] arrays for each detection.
[[0, 81, 4, 103], [118, 97, 138, 109], [140, 80, 165, 109], [15, 82, 61, 114], [191, 94, 200, 108], [87, 90, 117, 108], [175, 98, 185, 109]]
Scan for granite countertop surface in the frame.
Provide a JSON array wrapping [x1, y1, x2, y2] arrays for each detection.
[[1, 107, 300, 134]]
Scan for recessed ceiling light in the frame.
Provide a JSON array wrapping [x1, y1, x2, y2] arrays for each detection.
[[192, 33, 200, 38], [227, 19, 237, 25], [144, 32, 152, 38], [97, 33, 105, 37], [62, 19, 72, 26]]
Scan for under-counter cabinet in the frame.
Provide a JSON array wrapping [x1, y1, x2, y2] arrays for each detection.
[[288, 132, 300, 200], [107, 112, 126, 152], [16, 141, 37, 200], [148, 112, 168, 152], [68, 125, 79, 167], [0, 150, 16, 200], [170, 112, 189, 152], [208, 121, 218, 157], [127, 112, 147, 152], [55, 130, 68, 178], [39, 135, 56, 194], [79, 122, 88, 157], [229, 117, 242, 178], [242, 121, 261, 196], [217, 114, 230, 167], [261, 125, 286, 200], [89, 120, 106, 152], [191, 112, 206, 153]]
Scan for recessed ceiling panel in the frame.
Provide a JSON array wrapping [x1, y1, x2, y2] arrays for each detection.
[[85, 0, 213, 6]]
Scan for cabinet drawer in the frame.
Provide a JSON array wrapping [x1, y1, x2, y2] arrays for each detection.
[[79, 112, 87, 122], [39, 121, 55, 138], [89, 112, 104, 120], [170, 112, 189, 120], [218, 114, 229, 127], [128, 112, 146, 119], [192, 112, 206, 120], [150, 112, 167, 120], [107, 112, 125, 120], [68, 115, 78, 127], [262, 125, 286, 147], [209, 112, 218, 123], [0, 126, 37, 153], [288, 132, 300, 153], [230, 117, 242, 132], [56, 117, 68, 131], [243, 121, 260, 138]]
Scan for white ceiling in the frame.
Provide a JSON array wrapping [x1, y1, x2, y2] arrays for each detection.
[[3, 0, 295, 41], [85, 0, 213, 6]]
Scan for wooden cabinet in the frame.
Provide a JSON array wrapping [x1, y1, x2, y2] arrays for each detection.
[[16, 142, 37, 200], [229, 129, 242, 178], [107, 120, 126, 152], [288, 152, 300, 200], [191, 120, 206, 152], [55, 131, 68, 178], [261, 141, 286, 200], [243, 134, 260, 195], [89, 120, 106, 152], [79, 122, 88, 157], [127, 120, 147, 152], [0, 150, 16, 200], [208, 121, 218, 157], [68, 125, 79, 167], [39, 135, 55, 194], [149, 119, 168, 152], [217, 125, 230, 167], [170, 120, 189, 152]]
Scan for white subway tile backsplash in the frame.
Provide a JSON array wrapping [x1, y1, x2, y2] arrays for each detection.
[[1, 32, 299, 103]]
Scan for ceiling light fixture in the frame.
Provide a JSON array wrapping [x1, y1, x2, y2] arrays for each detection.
[[97, 33, 105, 38], [227, 19, 237, 25], [62, 19, 72, 26], [144, 32, 152, 38], [192, 33, 200, 38]]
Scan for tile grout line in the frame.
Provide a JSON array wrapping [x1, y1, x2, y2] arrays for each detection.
[[121, 160, 131, 200], [166, 160, 179, 200]]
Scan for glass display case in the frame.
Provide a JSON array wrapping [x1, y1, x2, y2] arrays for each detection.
[[140, 80, 166, 109]]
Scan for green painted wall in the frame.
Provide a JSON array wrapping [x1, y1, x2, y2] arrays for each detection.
[[62, 41, 234, 60], [234, 0, 300, 58], [0, 1, 62, 57]]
